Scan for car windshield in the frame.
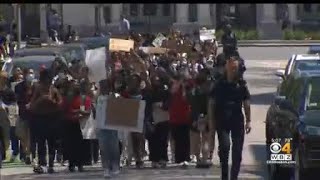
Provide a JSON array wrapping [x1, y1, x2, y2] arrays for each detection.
[[294, 60, 320, 71], [306, 78, 320, 110], [13, 57, 56, 78], [63, 47, 85, 62]]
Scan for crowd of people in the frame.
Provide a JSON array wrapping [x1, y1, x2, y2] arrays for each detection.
[[0, 23, 251, 180]]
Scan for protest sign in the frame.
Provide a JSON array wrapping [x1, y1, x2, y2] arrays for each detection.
[[152, 33, 167, 47], [80, 112, 96, 139], [85, 47, 107, 83], [96, 96, 146, 133], [199, 29, 216, 42], [109, 38, 134, 52], [162, 39, 177, 50], [139, 47, 168, 54]]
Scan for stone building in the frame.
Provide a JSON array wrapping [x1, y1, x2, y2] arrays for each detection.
[[1, 3, 320, 39]]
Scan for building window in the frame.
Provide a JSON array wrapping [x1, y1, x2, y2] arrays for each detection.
[[130, 4, 138, 16], [103, 6, 111, 24], [303, 4, 312, 13], [188, 4, 198, 22], [143, 4, 157, 16], [162, 4, 171, 16]]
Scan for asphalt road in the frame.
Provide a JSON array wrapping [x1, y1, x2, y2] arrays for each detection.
[[1, 46, 303, 179]]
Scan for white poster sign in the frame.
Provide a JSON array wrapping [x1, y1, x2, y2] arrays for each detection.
[[152, 33, 167, 47], [199, 29, 216, 42], [85, 47, 107, 83]]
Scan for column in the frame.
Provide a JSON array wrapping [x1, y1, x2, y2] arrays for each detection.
[[288, 4, 297, 23], [175, 4, 188, 23], [257, 4, 281, 39], [111, 3, 122, 23], [197, 4, 212, 27], [261, 4, 277, 23], [39, 4, 49, 42], [100, 6, 106, 27]]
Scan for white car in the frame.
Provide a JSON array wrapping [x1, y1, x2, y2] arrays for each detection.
[[275, 54, 320, 78], [275, 54, 320, 94]]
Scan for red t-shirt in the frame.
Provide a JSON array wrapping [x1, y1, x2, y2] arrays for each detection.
[[168, 86, 191, 125], [64, 95, 92, 122]]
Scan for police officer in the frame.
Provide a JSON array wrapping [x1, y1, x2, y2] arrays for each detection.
[[221, 24, 237, 56], [210, 54, 251, 180]]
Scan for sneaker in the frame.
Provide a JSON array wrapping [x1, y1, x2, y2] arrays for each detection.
[[78, 165, 84, 172], [104, 169, 111, 178], [111, 169, 120, 176], [25, 157, 31, 165], [190, 155, 197, 163], [135, 161, 144, 169], [33, 166, 44, 174], [181, 161, 189, 168], [68, 165, 75, 172]]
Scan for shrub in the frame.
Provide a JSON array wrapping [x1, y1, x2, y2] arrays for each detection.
[[283, 30, 295, 40], [306, 31, 320, 40], [215, 29, 223, 40], [234, 30, 246, 40], [293, 30, 306, 40], [244, 30, 259, 40]]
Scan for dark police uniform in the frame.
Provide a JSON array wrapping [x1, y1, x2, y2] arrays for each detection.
[[211, 76, 250, 180]]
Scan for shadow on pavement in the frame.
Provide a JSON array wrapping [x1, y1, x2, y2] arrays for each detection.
[[242, 144, 268, 179], [251, 92, 274, 105]]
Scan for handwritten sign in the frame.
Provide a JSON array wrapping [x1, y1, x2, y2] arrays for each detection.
[[85, 47, 107, 83], [96, 96, 146, 133], [139, 47, 168, 54], [109, 38, 134, 52], [199, 29, 216, 42], [152, 33, 167, 47]]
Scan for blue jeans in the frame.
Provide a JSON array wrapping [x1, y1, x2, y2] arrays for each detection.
[[10, 127, 25, 159], [97, 129, 120, 171]]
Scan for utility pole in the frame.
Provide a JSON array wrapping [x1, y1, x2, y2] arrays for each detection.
[[15, 4, 21, 49]]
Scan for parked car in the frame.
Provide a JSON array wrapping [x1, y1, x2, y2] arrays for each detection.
[[266, 70, 320, 180], [307, 45, 320, 54], [77, 36, 109, 50], [275, 54, 320, 94], [13, 44, 86, 64], [2, 55, 67, 78]]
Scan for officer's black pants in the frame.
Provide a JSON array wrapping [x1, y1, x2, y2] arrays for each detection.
[[148, 121, 169, 162], [217, 124, 244, 180]]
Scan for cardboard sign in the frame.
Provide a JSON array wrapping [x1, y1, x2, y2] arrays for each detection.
[[162, 39, 177, 50], [96, 95, 146, 133], [139, 47, 168, 54], [199, 29, 216, 42], [85, 47, 107, 83], [109, 38, 134, 52], [152, 33, 167, 47]]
